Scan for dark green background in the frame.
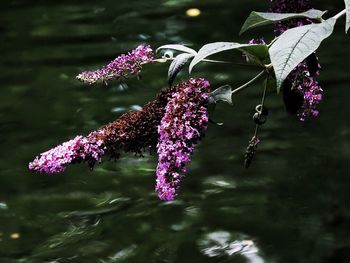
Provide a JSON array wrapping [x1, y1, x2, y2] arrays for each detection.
[[0, 0, 349, 262]]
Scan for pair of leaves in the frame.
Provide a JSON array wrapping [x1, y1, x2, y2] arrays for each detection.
[[157, 44, 197, 86], [240, 9, 327, 34], [189, 42, 268, 72], [168, 53, 194, 86], [157, 43, 268, 86], [270, 18, 336, 92]]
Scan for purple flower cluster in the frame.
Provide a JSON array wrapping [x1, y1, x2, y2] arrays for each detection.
[[156, 78, 210, 201], [269, 0, 311, 35], [270, 0, 323, 121], [29, 135, 105, 174], [292, 63, 323, 121], [76, 45, 153, 84], [29, 77, 211, 201], [269, 0, 310, 14]]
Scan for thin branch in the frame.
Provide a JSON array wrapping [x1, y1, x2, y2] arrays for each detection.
[[201, 59, 261, 68], [253, 79, 268, 138], [231, 70, 267, 95]]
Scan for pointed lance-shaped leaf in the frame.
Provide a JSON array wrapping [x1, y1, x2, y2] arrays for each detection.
[[345, 0, 350, 33], [269, 18, 336, 92], [156, 44, 197, 55], [240, 9, 327, 34], [168, 53, 194, 86], [189, 42, 268, 72]]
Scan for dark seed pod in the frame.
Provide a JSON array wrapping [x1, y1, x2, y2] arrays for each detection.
[[244, 136, 260, 168], [253, 113, 266, 125]]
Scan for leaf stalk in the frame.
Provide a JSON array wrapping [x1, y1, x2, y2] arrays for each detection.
[[333, 9, 346, 20], [231, 69, 267, 95]]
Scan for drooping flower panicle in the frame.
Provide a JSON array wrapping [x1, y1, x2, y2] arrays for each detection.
[[29, 78, 211, 201], [76, 45, 153, 85], [156, 78, 210, 201], [29, 83, 178, 174], [86, 83, 179, 160]]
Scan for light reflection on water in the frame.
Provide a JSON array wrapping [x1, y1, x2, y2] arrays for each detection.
[[199, 231, 264, 262]]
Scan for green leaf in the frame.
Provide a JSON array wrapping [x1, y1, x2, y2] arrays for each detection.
[[208, 85, 233, 104], [156, 44, 197, 55], [240, 9, 327, 34], [269, 18, 336, 92], [189, 42, 268, 72], [168, 53, 194, 86], [345, 0, 350, 33]]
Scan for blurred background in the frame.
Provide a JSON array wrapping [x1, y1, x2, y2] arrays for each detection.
[[0, 0, 349, 262]]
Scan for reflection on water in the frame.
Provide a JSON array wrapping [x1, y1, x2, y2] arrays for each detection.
[[198, 231, 264, 262], [0, 0, 350, 262], [186, 8, 202, 17]]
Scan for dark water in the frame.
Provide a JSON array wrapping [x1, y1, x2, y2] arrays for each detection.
[[1, 0, 350, 262]]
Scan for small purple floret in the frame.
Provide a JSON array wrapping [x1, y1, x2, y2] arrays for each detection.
[[294, 66, 323, 121], [155, 78, 210, 201], [248, 38, 265, 45], [76, 45, 153, 84]]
